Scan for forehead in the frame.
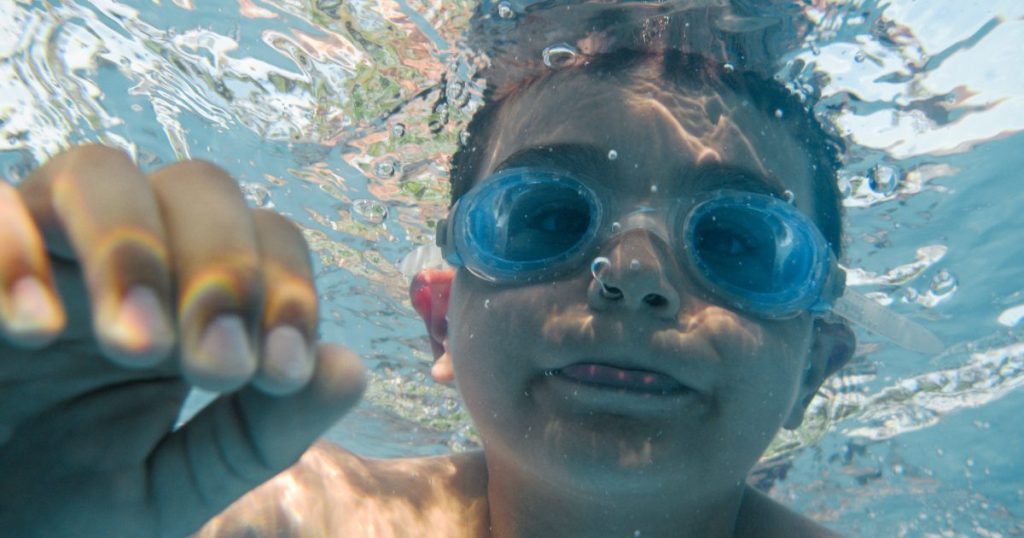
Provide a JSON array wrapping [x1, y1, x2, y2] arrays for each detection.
[[476, 64, 817, 212]]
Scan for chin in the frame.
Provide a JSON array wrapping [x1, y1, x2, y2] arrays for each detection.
[[489, 412, 734, 493]]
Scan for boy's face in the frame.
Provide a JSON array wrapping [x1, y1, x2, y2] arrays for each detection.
[[444, 63, 842, 497]]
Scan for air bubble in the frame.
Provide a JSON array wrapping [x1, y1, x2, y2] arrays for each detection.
[[445, 80, 465, 103], [351, 199, 389, 224], [629, 259, 641, 271], [854, 51, 866, 63], [610, 221, 621, 233], [838, 175, 853, 198], [240, 183, 272, 208], [496, 1, 515, 19], [774, 109, 783, 119], [391, 123, 405, 138], [868, 164, 899, 195], [722, 63, 735, 72], [650, 185, 658, 194], [607, 149, 618, 161], [930, 270, 957, 293], [542, 43, 577, 69], [782, 189, 796, 204], [373, 157, 400, 178], [460, 130, 471, 145], [484, 299, 491, 309]]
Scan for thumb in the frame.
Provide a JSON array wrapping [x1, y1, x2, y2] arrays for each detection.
[[148, 342, 365, 536]]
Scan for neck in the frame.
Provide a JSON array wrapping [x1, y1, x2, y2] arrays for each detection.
[[484, 453, 747, 538]]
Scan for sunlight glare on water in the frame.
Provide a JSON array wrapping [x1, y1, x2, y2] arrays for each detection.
[[1, 0, 1022, 534]]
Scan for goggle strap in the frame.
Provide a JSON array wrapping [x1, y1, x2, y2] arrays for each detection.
[[831, 289, 945, 355], [398, 243, 451, 281]]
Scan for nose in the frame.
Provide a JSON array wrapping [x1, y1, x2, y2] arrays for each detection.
[[587, 230, 681, 318]]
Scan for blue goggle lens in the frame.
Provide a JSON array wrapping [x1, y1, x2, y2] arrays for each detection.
[[453, 170, 601, 281], [684, 194, 828, 315], [476, 183, 592, 261]]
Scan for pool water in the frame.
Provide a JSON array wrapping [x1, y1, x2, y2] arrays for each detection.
[[2, 0, 1021, 535]]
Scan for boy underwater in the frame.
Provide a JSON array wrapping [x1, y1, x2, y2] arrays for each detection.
[[0, 24, 944, 538]]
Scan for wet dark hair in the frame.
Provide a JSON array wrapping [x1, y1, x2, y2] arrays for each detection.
[[449, 49, 845, 256]]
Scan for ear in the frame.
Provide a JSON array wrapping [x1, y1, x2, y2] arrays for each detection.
[[409, 268, 456, 384], [783, 318, 855, 430]]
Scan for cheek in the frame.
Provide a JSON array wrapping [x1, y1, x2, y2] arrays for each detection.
[[714, 318, 813, 424], [446, 277, 587, 421], [446, 278, 542, 395]]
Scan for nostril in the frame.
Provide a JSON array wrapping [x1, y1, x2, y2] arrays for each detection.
[[643, 293, 668, 307], [600, 284, 624, 300]]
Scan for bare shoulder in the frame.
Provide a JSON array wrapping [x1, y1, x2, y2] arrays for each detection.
[[734, 486, 843, 538], [193, 442, 491, 537]]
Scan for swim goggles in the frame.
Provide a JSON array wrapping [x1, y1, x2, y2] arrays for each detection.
[[402, 167, 943, 354]]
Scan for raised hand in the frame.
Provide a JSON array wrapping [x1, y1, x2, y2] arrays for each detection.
[[0, 145, 365, 537]]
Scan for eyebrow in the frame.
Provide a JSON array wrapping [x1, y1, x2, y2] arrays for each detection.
[[494, 144, 607, 179], [689, 163, 788, 198], [494, 143, 787, 198]]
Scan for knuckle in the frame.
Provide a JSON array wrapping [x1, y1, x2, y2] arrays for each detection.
[[263, 278, 317, 327], [177, 257, 266, 326], [251, 210, 313, 273], [66, 143, 132, 162], [150, 159, 239, 194], [45, 144, 135, 188], [252, 208, 300, 235]]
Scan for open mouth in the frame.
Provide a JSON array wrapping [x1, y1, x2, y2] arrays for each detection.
[[548, 363, 688, 395]]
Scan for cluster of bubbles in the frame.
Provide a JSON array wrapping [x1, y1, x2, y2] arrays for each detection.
[[903, 269, 959, 309]]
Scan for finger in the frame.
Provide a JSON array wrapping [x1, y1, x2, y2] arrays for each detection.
[[0, 181, 65, 346], [149, 161, 263, 392], [17, 145, 174, 364], [148, 343, 365, 536], [250, 210, 318, 395]]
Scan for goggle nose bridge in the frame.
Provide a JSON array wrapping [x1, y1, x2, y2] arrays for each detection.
[[603, 204, 674, 246]]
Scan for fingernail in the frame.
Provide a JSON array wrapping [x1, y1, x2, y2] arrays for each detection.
[[193, 315, 257, 384], [5, 275, 63, 337], [264, 325, 313, 382], [99, 286, 173, 361]]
